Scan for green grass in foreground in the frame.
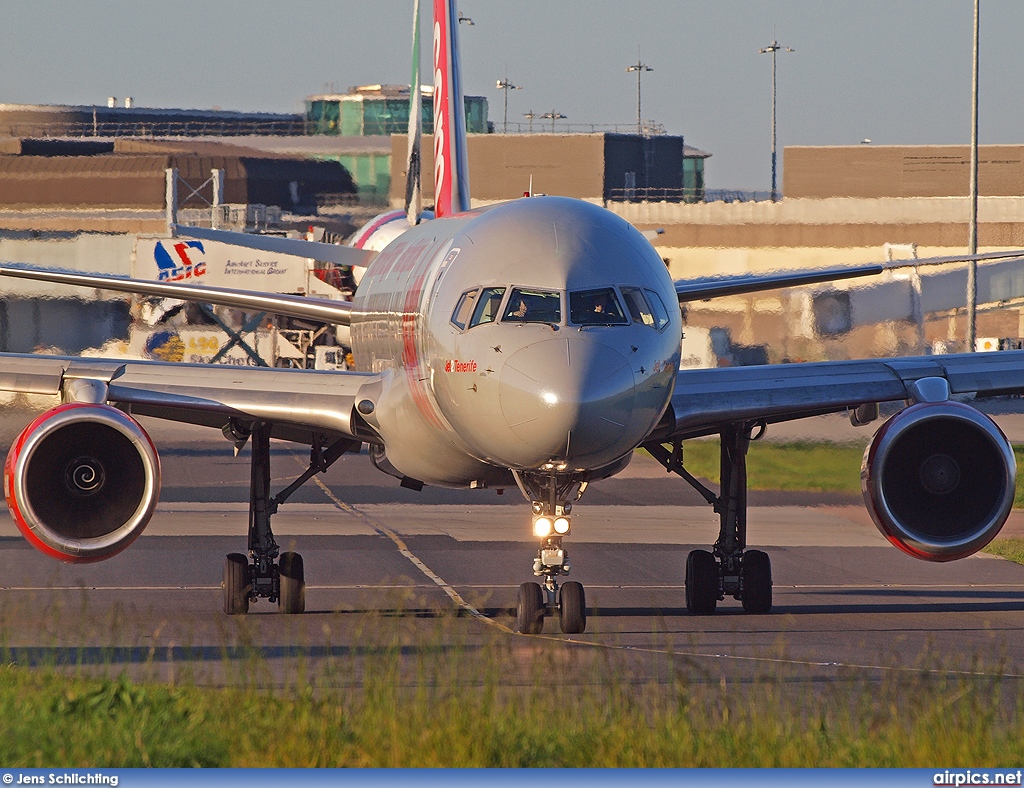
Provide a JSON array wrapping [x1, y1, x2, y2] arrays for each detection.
[[984, 537, 1024, 564], [673, 442, 1024, 507], [0, 636, 1022, 767]]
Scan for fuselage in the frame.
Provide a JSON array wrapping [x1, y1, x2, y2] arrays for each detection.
[[349, 196, 681, 487]]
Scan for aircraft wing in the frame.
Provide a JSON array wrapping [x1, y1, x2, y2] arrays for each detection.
[[175, 226, 376, 268], [673, 249, 1024, 303], [0, 263, 356, 326], [662, 349, 1024, 440], [675, 264, 884, 302], [0, 353, 379, 445]]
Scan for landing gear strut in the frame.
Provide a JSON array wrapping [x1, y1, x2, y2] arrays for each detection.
[[513, 472, 588, 634], [644, 422, 773, 615], [222, 421, 355, 615]]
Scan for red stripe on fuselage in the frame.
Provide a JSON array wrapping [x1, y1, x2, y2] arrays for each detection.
[[363, 234, 451, 432], [350, 210, 406, 250]]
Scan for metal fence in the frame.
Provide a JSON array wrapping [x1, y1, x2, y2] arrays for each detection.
[[0, 119, 310, 139], [703, 190, 775, 203], [606, 186, 704, 204], [498, 121, 667, 136]]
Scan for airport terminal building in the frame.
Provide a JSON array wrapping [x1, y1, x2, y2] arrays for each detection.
[[3, 94, 1024, 363]]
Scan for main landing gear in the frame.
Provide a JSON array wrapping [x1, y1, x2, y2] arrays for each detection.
[[513, 472, 587, 634], [643, 422, 773, 616], [222, 420, 356, 615]]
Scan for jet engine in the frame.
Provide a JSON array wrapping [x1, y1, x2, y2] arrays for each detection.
[[4, 403, 161, 563], [861, 401, 1015, 562]]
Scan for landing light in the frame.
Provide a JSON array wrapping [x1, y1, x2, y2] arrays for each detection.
[[542, 392, 558, 405], [553, 516, 571, 534], [533, 517, 553, 538]]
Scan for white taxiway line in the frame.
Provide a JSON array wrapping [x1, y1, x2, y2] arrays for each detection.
[[309, 473, 512, 633]]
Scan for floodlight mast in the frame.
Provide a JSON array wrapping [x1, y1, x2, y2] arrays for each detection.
[[540, 110, 566, 133], [967, 0, 980, 352], [496, 71, 522, 134], [626, 55, 654, 136], [758, 39, 795, 202]]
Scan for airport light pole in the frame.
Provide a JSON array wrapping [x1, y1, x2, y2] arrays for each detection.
[[523, 110, 536, 133], [626, 57, 654, 136], [966, 0, 980, 352], [759, 39, 795, 202], [496, 72, 521, 134], [541, 110, 566, 132]]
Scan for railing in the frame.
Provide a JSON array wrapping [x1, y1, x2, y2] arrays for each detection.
[[703, 190, 775, 203], [606, 187, 704, 204], [497, 121, 667, 136], [314, 192, 362, 209], [0, 119, 309, 139], [2, 118, 672, 139], [178, 204, 282, 231]]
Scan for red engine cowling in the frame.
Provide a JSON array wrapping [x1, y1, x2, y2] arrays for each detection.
[[861, 401, 1015, 562], [4, 403, 161, 563]]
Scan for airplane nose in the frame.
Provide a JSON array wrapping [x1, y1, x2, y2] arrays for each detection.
[[498, 337, 636, 466]]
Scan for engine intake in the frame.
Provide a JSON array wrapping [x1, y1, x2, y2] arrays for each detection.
[[861, 401, 1015, 562], [4, 404, 161, 563]]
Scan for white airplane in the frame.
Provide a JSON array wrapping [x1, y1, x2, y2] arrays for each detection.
[[1, 0, 1024, 635]]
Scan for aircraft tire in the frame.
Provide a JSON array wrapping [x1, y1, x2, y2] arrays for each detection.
[[685, 549, 718, 615], [279, 552, 306, 614], [741, 550, 772, 614], [559, 581, 586, 634], [516, 582, 544, 634], [224, 553, 250, 615]]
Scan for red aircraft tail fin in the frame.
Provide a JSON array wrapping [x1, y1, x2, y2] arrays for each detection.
[[432, 0, 471, 217]]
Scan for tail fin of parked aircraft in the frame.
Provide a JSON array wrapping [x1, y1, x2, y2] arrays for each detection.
[[432, 0, 471, 217], [405, 0, 423, 226]]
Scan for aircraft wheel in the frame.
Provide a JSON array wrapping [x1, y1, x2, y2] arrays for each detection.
[[223, 553, 250, 615], [741, 550, 772, 614], [279, 552, 306, 614], [685, 549, 718, 616], [559, 581, 586, 634], [516, 582, 545, 634]]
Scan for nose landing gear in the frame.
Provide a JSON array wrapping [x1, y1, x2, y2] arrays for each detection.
[[511, 472, 589, 634], [515, 531, 587, 634]]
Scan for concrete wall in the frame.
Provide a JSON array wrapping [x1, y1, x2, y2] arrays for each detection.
[[784, 145, 1024, 199], [390, 133, 606, 204], [609, 196, 1024, 278]]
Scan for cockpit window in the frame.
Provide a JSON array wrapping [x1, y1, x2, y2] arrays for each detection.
[[502, 288, 562, 324], [620, 287, 656, 327], [468, 287, 506, 327], [644, 289, 671, 330], [569, 287, 628, 325], [451, 288, 479, 329]]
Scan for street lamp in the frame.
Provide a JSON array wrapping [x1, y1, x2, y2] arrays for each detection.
[[966, 0, 980, 352], [758, 39, 795, 202], [496, 72, 522, 133], [626, 56, 654, 136], [540, 110, 566, 132]]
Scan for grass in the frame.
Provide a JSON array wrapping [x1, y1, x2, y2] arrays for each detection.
[[673, 441, 1024, 507], [2, 625, 1023, 767], [678, 440, 865, 495], [984, 537, 1024, 564]]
